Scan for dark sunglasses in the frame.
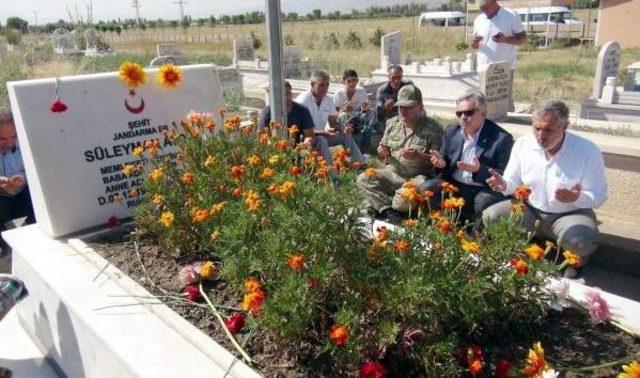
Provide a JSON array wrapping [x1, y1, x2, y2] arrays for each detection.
[[455, 108, 478, 118]]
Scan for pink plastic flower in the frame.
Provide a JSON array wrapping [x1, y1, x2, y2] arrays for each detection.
[[178, 265, 199, 285], [585, 290, 610, 324]]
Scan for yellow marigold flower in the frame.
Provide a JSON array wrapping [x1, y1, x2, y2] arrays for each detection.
[[268, 155, 280, 165], [203, 155, 216, 167], [461, 239, 481, 254], [563, 250, 581, 268], [149, 167, 164, 183], [246, 154, 262, 166], [403, 219, 417, 227], [525, 244, 545, 261], [118, 61, 147, 88], [244, 190, 262, 212], [152, 194, 164, 205], [364, 167, 378, 178], [275, 181, 296, 199], [210, 230, 221, 241], [182, 172, 194, 185], [122, 163, 136, 177], [209, 201, 227, 216], [619, 360, 640, 378], [132, 146, 144, 157], [522, 342, 549, 377], [192, 208, 209, 223], [159, 211, 174, 228], [510, 202, 525, 214], [259, 167, 276, 180], [157, 64, 182, 88], [442, 197, 465, 210], [199, 261, 215, 280]]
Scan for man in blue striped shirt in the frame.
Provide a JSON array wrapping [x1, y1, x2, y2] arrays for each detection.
[[0, 109, 35, 256]]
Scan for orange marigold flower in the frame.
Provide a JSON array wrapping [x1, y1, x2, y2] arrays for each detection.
[[394, 241, 411, 252], [439, 181, 459, 193], [429, 210, 443, 220], [203, 155, 216, 167], [244, 277, 262, 293], [437, 219, 452, 233], [514, 185, 532, 202], [244, 190, 262, 212], [510, 258, 528, 275], [364, 167, 378, 178], [329, 324, 349, 346], [442, 197, 465, 210], [461, 239, 481, 254], [563, 250, 581, 268], [182, 172, 194, 184], [241, 288, 265, 316], [403, 219, 418, 227], [288, 124, 299, 137], [275, 140, 290, 151], [209, 201, 227, 216], [287, 254, 305, 270], [259, 167, 276, 180], [192, 208, 209, 223], [157, 63, 182, 88], [247, 154, 262, 166], [231, 187, 243, 197], [159, 211, 174, 228], [118, 61, 147, 88], [525, 244, 545, 261], [270, 181, 296, 200], [469, 359, 484, 376], [522, 342, 549, 377], [619, 360, 640, 378], [229, 165, 247, 179], [149, 167, 164, 183], [113, 192, 123, 203], [288, 166, 302, 176], [258, 131, 270, 143]]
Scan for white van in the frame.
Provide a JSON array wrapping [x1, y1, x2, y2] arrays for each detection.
[[418, 11, 466, 27], [514, 6, 582, 25]]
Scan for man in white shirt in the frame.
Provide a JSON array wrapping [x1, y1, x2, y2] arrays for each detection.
[[483, 101, 608, 277], [296, 69, 365, 168], [472, 0, 526, 111]]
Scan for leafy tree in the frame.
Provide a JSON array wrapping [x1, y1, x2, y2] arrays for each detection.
[[6, 17, 28, 33], [250, 30, 262, 49], [286, 12, 299, 21], [369, 27, 385, 47], [312, 9, 322, 20]]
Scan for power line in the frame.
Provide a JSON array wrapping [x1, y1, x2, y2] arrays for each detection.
[[132, 0, 142, 25], [174, 0, 187, 21]]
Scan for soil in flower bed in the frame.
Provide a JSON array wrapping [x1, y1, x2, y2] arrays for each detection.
[[88, 228, 640, 377]]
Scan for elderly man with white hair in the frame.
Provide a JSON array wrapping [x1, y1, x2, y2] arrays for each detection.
[[483, 101, 608, 278]]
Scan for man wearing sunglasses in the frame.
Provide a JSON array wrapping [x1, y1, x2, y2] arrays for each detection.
[[422, 90, 513, 231]]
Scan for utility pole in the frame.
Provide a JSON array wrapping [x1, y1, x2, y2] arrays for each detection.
[[174, 0, 187, 22], [33, 9, 39, 27], [132, 0, 142, 25], [265, 0, 286, 129]]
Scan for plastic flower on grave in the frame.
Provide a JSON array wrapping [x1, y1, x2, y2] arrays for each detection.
[[359, 361, 388, 378], [329, 324, 349, 346], [106, 215, 119, 228], [510, 258, 528, 276], [184, 283, 201, 302], [50, 98, 68, 113], [461, 239, 481, 254], [436, 219, 453, 233], [246, 154, 262, 166], [403, 219, 418, 227], [186, 111, 203, 125], [619, 360, 640, 378], [522, 342, 549, 377], [394, 241, 410, 253], [244, 190, 262, 212], [157, 63, 182, 89], [585, 290, 611, 324], [525, 244, 545, 261], [178, 265, 199, 285], [199, 261, 216, 280], [132, 145, 144, 157], [209, 201, 227, 216], [122, 163, 136, 177], [288, 166, 302, 176], [443, 197, 465, 210], [148, 167, 164, 183], [203, 155, 216, 167], [159, 211, 174, 228], [229, 165, 247, 179], [287, 254, 305, 271], [225, 312, 247, 334], [118, 61, 147, 88], [144, 139, 160, 157], [439, 181, 459, 194], [259, 167, 276, 180], [494, 359, 514, 378], [287, 124, 299, 138], [563, 250, 580, 268], [514, 185, 532, 202]]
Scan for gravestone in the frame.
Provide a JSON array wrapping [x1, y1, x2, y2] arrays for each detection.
[[7, 64, 225, 238], [52, 29, 77, 54], [592, 41, 621, 99], [233, 37, 254, 63], [623, 62, 640, 92], [156, 43, 182, 57], [84, 28, 99, 51], [381, 31, 402, 66], [480, 61, 510, 120], [283, 46, 302, 77]]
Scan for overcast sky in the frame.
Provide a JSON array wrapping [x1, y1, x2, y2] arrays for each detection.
[[1, 0, 443, 25]]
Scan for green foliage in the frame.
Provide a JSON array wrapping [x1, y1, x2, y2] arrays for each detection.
[[343, 31, 362, 49], [370, 27, 385, 47], [6, 17, 28, 33], [4, 29, 21, 45], [323, 32, 340, 50], [284, 33, 295, 46], [131, 112, 562, 373], [455, 40, 469, 51], [250, 30, 262, 50]]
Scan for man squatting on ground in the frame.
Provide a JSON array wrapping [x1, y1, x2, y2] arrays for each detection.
[[483, 100, 608, 277]]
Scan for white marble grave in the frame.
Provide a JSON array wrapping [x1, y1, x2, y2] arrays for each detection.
[[481, 61, 511, 120]]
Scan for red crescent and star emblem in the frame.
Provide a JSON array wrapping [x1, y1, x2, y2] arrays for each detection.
[[125, 89, 145, 114]]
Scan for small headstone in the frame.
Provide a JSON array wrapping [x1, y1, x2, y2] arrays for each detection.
[[233, 37, 255, 63], [156, 43, 182, 57], [593, 41, 621, 99], [84, 28, 99, 51], [52, 29, 77, 54], [282, 46, 302, 77], [7, 64, 225, 237], [381, 31, 402, 66], [623, 62, 640, 92], [480, 61, 511, 120]]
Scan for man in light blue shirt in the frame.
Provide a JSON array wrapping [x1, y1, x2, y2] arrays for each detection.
[[0, 109, 35, 255]]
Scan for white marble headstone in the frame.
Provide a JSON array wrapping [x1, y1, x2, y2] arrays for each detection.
[[283, 46, 302, 77], [156, 43, 182, 57], [233, 37, 255, 63], [593, 41, 621, 99], [481, 61, 511, 120], [381, 31, 402, 66], [7, 64, 225, 237]]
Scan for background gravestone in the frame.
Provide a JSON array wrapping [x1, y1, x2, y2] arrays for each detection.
[[8, 64, 225, 237], [233, 37, 255, 63], [84, 28, 99, 51], [592, 41, 622, 99], [282, 46, 302, 78], [381, 31, 402, 66], [156, 43, 182, 58], [52, 29, 76, 53], [480, 61, 511, 120]]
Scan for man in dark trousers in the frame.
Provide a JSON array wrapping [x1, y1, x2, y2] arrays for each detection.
[[422, 90, 513, 231]]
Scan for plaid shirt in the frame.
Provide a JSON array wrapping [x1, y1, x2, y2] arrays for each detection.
[[0, 275, 26, 314]]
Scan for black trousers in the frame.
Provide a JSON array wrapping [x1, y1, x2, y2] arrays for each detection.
[[0, 186, 36, 252]]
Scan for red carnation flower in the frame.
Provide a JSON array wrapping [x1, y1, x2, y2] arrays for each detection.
[[50, 98, 68, 113], [359, 361, 387, 378], [184, 283, 201, 302], [494, 359, 514, 378], [225, 312, 247, 334]]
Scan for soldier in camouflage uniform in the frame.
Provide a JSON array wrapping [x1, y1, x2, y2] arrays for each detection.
[[357, 84, 443, 218]]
